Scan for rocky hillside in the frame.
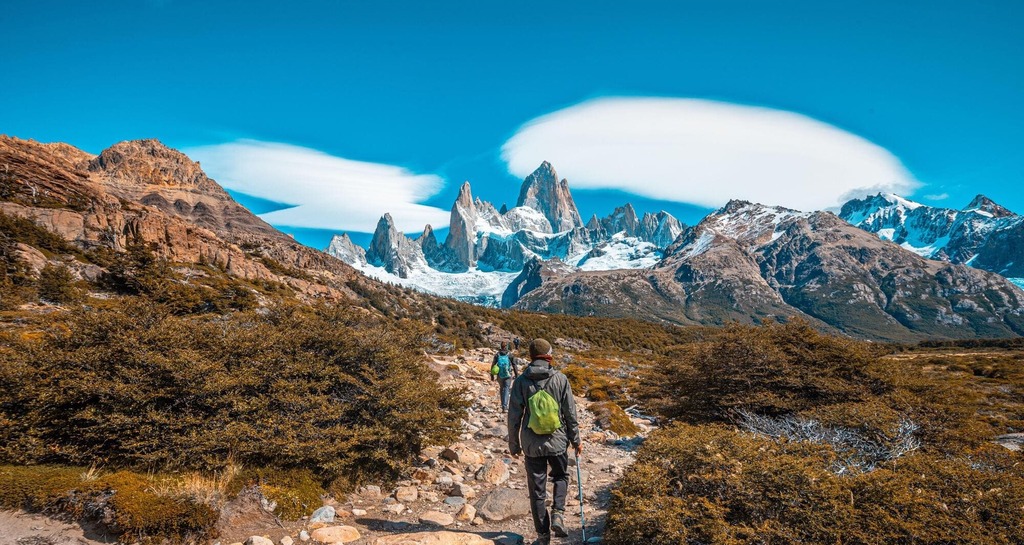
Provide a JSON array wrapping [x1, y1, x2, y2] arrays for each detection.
[[509, 201, 1024, 342], [0, 135, 374, 300], [840, 193, 1024, 280], [326, 162, 683, 305]]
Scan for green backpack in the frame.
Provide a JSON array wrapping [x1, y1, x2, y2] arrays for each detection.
[[527, 384, 562, 435]]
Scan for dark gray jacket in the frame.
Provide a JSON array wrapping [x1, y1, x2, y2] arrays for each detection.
[[507, 359, 581, 457]]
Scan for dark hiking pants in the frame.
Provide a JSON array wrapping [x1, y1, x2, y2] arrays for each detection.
[[498, 377, 513, 411], [525, 452, 568, 535]]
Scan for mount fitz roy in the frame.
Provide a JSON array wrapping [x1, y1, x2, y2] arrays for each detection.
[[326, 162, 683, 305]]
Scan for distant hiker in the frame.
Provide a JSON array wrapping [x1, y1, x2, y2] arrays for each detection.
[[491, 342, 520, 412], [508, 339, 582, 544], [513, 337, 521, 351]]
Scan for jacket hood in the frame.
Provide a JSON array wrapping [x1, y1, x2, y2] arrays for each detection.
[[524, 360, 555, 380]]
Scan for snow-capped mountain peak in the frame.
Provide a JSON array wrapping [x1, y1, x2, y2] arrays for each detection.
[[326, 162, 686, 305], [840, 193, 1024, 277]]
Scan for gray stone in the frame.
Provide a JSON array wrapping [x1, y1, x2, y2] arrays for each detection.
[[475, 488, 531, 521], [309, 505, 336, 523], [418, 510, 455, 527]]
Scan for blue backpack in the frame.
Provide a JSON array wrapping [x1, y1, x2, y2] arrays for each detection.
[[495, 353, 512, 379]]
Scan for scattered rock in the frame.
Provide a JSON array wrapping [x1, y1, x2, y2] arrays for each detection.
[[384, 503, 406, 515], [359, 485, 383, 498], [421, 490, 440, 502], [441, 444, 486, 466], [456, 503, 476, 522], [246, 537, 274, 545], [310, 525, 361, 544], [475, 458, 510, 485], [418, 510, 455, 527], [299, 530, 310, 542], [309, 505, 336, 523], [372, 531, 499, 545], [394, 486, 418, 503], [451, 482, 476, 499], [475, 488, 531, 521], [280, 537, 294, 545], [444, 496, 466, 507], [351, 508, 368, 516]]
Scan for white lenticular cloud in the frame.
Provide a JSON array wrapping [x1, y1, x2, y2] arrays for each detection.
[[185, 140, 450, 233], [502, 97, 919, 211]]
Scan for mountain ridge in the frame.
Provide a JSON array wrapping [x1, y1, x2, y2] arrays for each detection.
[[839, 192, 1024, 277]]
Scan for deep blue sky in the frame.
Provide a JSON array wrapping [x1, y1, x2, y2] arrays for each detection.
[[2, 0, 1022, 249]]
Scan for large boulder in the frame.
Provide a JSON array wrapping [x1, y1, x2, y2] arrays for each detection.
[[310, 526, 361, 544], [475, 488, 531, 521], [373, 532, 517, 545]]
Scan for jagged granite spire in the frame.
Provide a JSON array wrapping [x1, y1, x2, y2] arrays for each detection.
[[639, 211, 684, 247], [366, 213, 428, 278], [602, 203, 640, 236], [326, 233, 367, 266], [516, 162, 583, 232], [444, 181, 477, 271]]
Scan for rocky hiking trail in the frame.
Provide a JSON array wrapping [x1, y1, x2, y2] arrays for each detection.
[[0, 349, 650, 545], [218, 347, 651, 545]]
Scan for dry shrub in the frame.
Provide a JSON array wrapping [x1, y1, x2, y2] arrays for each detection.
[[0, 465, 218, 544], [637, 320, 878, 422], [0, 300, 469, 484], [590, 401, 640, 437], [606, 424, 1024, 545]]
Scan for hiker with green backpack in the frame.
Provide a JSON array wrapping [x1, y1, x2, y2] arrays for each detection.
[[491, 342, 520, 412], [508, 339, 582, 545]]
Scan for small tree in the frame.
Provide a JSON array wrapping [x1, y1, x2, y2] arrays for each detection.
[[37, 263, 82, 304]]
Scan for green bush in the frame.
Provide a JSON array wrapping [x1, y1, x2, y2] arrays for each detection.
[[0, 301, 469, 484], [37, 263, 82, 304]]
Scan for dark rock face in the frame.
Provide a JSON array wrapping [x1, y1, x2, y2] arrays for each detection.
[[501, 257, 576, 308], [515, 201, 1024, 342], [366, 213, 428, 278], [839, 193, 1024, 279], [601, 204, 640, 237], [639, 211, 683, 247], [515, 162, 583, 233]]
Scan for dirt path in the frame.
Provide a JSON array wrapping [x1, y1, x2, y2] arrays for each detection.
[[217, 348, 647, 545], [0, 510, 114, 545]]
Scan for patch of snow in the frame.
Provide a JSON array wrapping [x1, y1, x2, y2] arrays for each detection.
[[503, 206, 552, 234], [684, 230, 716, 258], [898, 235, 949, 258], [578, 234, 662, 270], [877, 228, 896, 241], [350, 262, 519, 307]]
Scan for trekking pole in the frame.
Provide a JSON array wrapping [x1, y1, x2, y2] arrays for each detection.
[[576, 454, 586, 542]]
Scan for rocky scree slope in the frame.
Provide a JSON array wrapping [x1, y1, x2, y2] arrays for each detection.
[[0, 135, 391, 301], [510, 200, 1024, 342]]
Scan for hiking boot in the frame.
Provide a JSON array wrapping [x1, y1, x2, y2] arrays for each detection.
[[551, 510, 568, 537], [531, 533, 550, 545]]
